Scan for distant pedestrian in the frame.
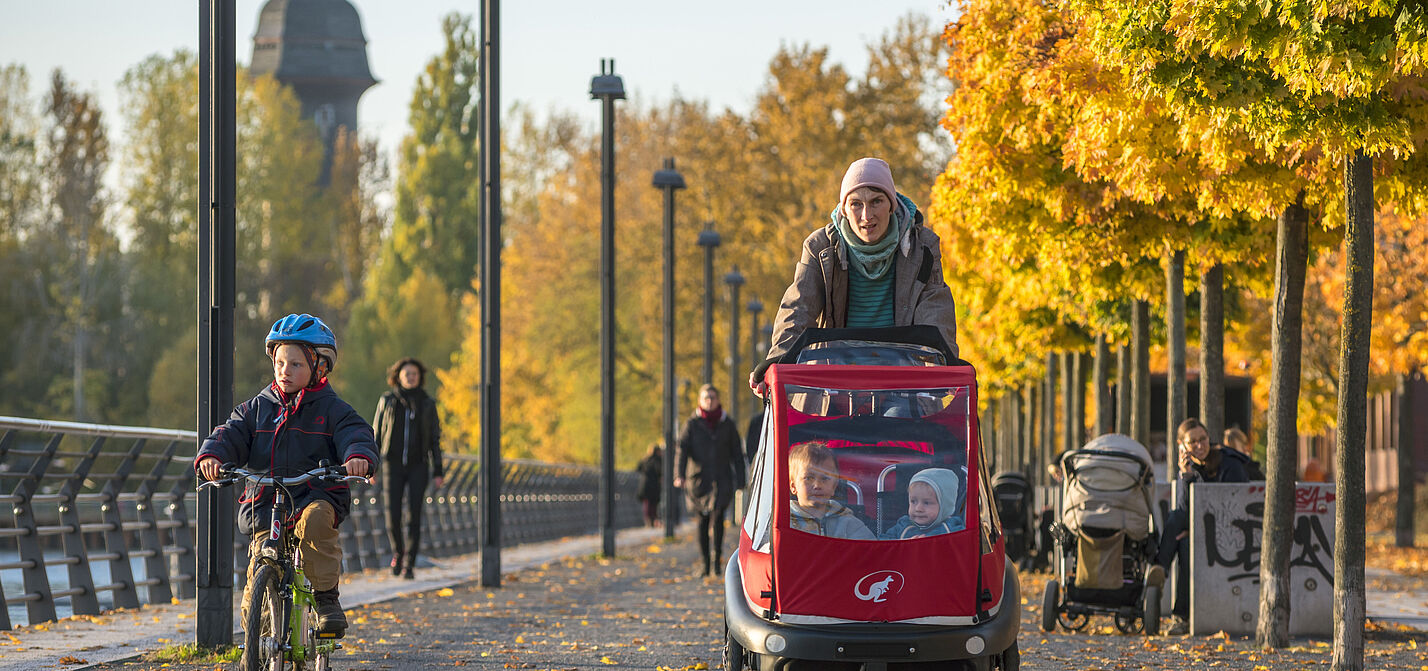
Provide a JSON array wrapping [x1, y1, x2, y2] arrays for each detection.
[[1158, 417, 1249, 634], [744, 407, 764, 464], [374, 357, 444, 580], [750, 157, 959, 395], [637, 443, 664, 527], [1221, 427, 1265, 481], [675, 384, 746, 577]]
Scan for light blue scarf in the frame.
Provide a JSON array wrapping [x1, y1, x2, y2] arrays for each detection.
[[832, 193, 915, 280]]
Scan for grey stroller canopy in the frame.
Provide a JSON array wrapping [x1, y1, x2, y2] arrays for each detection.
[[1059, 434, 1155, 541]]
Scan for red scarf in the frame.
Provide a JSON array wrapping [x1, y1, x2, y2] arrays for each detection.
[[698, 406, 723, 431]]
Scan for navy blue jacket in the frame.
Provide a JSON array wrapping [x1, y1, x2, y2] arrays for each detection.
[[197, 381, 378, 535]]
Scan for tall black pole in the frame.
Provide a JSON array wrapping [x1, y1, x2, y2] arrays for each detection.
[[478, 0, 503, 587], [196, 0, 236, 647], [653, 159, 685, 538], [592, 60, 624, 558], [747, 298, 763, 376], [698, 226, 721, 385], [725, 267, 745, 424]]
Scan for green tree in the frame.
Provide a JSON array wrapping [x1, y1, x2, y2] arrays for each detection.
[[118, 51, 200, 426], [389, 12, 481, 297], [0, 64, 45, 417]]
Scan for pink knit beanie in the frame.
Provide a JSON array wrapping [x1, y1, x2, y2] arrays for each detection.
[[839, 157, 897, 205]]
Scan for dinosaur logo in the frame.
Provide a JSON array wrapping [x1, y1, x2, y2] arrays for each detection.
[[853, 570, 904, 603]]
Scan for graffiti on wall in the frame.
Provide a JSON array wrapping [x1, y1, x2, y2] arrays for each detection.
[[1200, 484, 1335, 585]]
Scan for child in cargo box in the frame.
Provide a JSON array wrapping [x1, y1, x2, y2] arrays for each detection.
[[788, 441, 874, 540]]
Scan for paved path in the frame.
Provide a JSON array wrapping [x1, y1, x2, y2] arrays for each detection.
[[6, 527, 1428, 670]]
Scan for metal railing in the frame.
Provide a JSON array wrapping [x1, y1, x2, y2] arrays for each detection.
[[0, 416, 643, 629]]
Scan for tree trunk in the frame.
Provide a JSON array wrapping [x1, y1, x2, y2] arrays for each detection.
[[1072, 352, 1086, 448], [1200, 264, 1226, 442], [1044, 353, 1058, 472], [1331, 150, 1373, 671], [1167, 250, 1187, 479], [1095, 334, 1113, 436], [1397, 372, 1417, 548], [1256, 193, 1309, 649], [1025, 384, 1038, 485], [1061, 352, 1075, 454], [1131, 300, 1151, 449], [1117, 343, 1132, 435]]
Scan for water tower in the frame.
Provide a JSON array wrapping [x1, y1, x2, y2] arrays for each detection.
[[250, 0, 377, 184]]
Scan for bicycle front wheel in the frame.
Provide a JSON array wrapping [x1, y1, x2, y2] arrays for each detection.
[[241, 563, 289, 671]]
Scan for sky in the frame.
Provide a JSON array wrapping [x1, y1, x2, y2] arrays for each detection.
[[0, 0, 957, 158]]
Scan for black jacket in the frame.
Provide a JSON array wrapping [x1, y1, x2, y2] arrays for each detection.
[[677, 410, 745, 516], [1174, 445, 1250, 512], [374, 387, 444, 478], [197, 382, 378, 535]]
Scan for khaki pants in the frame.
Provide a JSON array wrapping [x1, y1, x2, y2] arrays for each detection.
[[245, 500, 344, 594]]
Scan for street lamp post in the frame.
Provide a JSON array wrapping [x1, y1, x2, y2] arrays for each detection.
[[652, 158, 685, 539], [724, 266, 745, 423], [747, 298, 763, 378], [697, 226, 721, 385], [591, 59, 624, 559]]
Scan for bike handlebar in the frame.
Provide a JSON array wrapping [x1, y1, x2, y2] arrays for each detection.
[[197, 464, 368, 490]]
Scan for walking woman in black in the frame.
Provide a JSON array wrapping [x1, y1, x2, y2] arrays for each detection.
[[375, 357, 444, 579], [675, 384, 745, 578]]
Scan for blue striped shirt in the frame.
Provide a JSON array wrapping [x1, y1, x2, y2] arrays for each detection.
[[846, 269, 895, 328]]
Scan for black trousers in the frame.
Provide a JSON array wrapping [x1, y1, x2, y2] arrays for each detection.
[[1157, 508, 1191, 619], [386, 466, 430, 561]]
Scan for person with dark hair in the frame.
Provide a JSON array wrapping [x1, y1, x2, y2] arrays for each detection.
[[1158, 417, 1249, 634], [1222, 427, 1265, 480], [675, 384, 746, 578], [374, 357, 444, 579], [636, 443, 664, 527]]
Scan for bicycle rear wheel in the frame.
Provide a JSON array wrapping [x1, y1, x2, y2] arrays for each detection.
[[241, 563, 289, 671]]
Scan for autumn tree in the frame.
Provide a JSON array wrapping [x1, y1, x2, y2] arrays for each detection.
[[1073, 1, 1428, 662]]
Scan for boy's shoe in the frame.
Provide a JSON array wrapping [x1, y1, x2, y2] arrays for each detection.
[[314, 589, 347, 633], [390, 554, 403, 577], [402, 566, 415, 580], [1145, 564, 1166, 587], [1167, 616, 1189, 636]]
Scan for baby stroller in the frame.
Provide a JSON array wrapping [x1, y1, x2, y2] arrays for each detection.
[[1040, 434, 1160, 635], [992, 472, 1032, 567]]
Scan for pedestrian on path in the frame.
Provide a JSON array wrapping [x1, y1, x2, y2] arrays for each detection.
[[750, 157, 959, 394], [637, 442, 664, 527], [375, 357, 445, 579], [675, 384, 746, 577]]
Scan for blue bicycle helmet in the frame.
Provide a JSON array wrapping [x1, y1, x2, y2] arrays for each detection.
[[265, 313, 338, 378]]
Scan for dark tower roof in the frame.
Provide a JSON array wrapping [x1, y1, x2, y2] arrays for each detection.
[[250, 0, 377, 89]]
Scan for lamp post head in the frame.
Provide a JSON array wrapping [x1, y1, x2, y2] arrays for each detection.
[[747, 298, 763, 315], [652, 157, 686, 189], [724, 266, 745, 288], [590, 59, 626, 100], [697, 226, 721, 249]]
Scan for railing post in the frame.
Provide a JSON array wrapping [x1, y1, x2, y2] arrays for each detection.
[[136, 441, 181, 602], [56, 437, 104, 616], [0, 428, 16, 629], [13, 436, 61, 625], [454, 460, 479, 555], [100, 439, 145, 610], [165, 465, 198, 600]]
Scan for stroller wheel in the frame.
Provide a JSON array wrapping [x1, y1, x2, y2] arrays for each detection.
[[1143, 585, 1162, 636], [1114, 610, 1143, 635], [1039, 580, 1059, 633], [1057, 609, 1090, 632]]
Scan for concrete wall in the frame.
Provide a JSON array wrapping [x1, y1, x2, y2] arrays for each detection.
[[1189, 482, 1335, 635]]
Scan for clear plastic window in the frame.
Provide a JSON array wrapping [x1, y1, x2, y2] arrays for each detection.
[[743, 408, 777, 553], [795, 339, 946, 367], [782, 385, 971, 541]]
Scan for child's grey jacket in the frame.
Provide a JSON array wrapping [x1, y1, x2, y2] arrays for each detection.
[[790, 500, 875, 540]]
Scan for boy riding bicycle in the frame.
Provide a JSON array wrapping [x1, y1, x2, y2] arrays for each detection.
[[196, 313, 377, 634]]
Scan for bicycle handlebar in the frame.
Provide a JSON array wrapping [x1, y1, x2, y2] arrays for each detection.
[[197, 464, 368, 490]]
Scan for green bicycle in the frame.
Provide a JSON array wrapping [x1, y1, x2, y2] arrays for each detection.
[[200, 464, 367, 671]]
